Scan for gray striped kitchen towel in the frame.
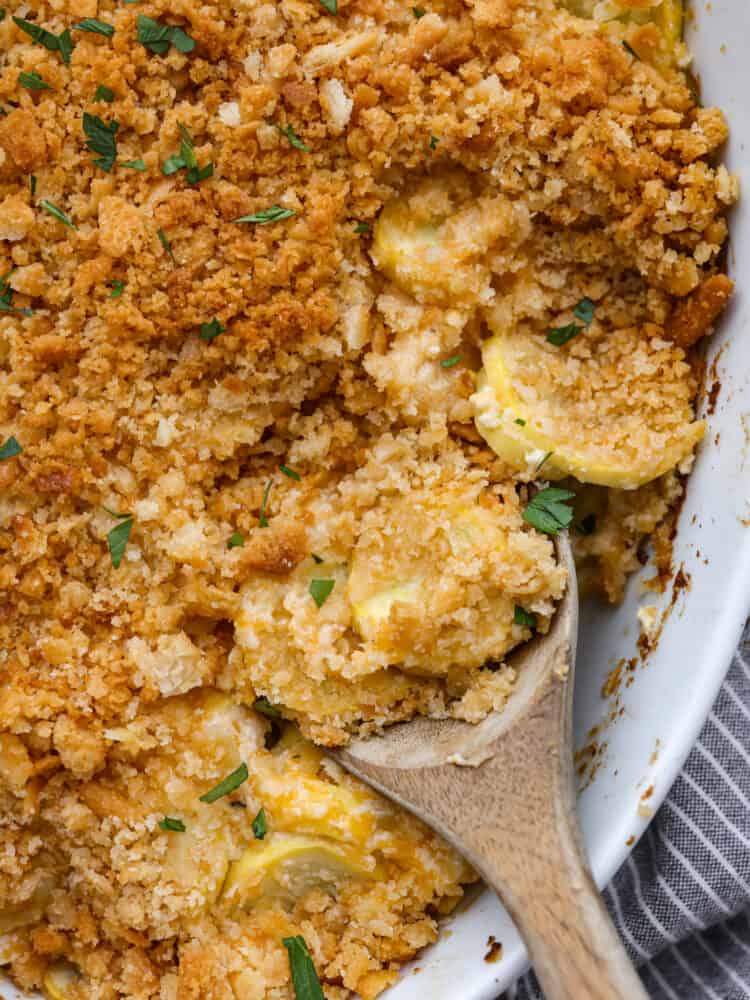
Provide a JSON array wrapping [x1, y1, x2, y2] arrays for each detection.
[[511, 620, 750, 1000]]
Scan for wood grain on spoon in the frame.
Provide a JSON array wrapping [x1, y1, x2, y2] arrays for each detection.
[[334, 535, 649, 1000]]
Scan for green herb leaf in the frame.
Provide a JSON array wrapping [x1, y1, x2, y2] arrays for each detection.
[[311, 554, 324, 564], [121, 158, 146, 171], [319, 0, 337, 12], [13, 17, 75, 63], [162, 154, 185, 176], [354, 222, 370, 234], [0, 269, 32, 316], [159, 817, 186, 832], [0, 436, 22, 460], [199, 762, 249, 803], [573, 297, 596, 325], [280, 465, 300, 480], [137, 14, 195, 55], [514, 605, 537, 628], [228, 531, 245, 549], [440, 355, 460, 369], [253, 696, 281, 719], [259, 479, 273, 527], [546, 322, 582, 347], [94, 84, 114, 102], [535, 450, 553, 473], [74, 18, 114, 36], [18, 71, 52, 91], [514, 417, 526, 426], [157, 228, 175, 263], [522, 487, 575, 536], [252, 807, 267, 840], [0, 10, 5, 22], [309, 578, 335, 608], [83, 112, 119, 172], [276, 123, 309, 152], [40, 199, 77, 230], [413, 6, 426, 16], [109, 280, 125, 298], [107, 516, 133, 568], [622, 39, 639, 59], [282, 936, 325, 1000], [200, 318, 225, 342], [429, 135, 440, 150], [234, 205, 296, 225], [186, 161, 214, 184], [102, 506, 131, 519]]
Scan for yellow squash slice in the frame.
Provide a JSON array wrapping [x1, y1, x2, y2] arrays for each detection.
[[562, 0, 683, 65], [472, 329, 704, 490], [43, 964, 80, 1000], [221, 833, 380, 908]]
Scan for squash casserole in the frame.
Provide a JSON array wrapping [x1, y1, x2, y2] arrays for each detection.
[[0, 0, 735, 997]]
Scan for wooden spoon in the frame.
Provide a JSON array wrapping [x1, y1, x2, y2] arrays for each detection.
[[333, 535, 648, 1000]]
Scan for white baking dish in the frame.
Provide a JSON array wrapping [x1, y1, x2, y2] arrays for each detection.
[[3, 5, 748, 1000]]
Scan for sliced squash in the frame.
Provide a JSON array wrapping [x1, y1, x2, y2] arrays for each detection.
[[472, 327, 704, 490], [221, 833, 380, 908], [43, 963, 80, 1000], [561, 0, 684, 66]]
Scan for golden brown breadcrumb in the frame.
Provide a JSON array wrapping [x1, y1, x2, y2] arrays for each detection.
[[0, 0, 735, 996]]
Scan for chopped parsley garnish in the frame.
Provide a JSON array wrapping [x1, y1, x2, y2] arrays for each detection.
[[311, 554, 324, 564], [253, 696, 281, 719], [107, 514, 134, 567], [83, 112, 119, 172], [259, 479, 273, 527], [440, 355, 460, 369], [319, 0, 337, 13], [252, 807, 267, 840], [13, 17, 74, 64], [199, 762, 249, 803], [276, 123, 309, 152], [159, 817, 186, 832], [283, 936, 325, 1000], [0, 436, 22, 460], [228, 531, 245, 549], [514, 418, 526, 426], [157, 228, 175, 263], [429, 135, 440, 150], [522, 487, 575, 536], [94, 84, 115, 102], [137, 14, 195, 55], [30, 175, 36, 196], [18, 71, 52, 91], [547, 297, 597, 347], [74, 18, 114, 36], [577, 513, 597, 536], [514, 605, 537, 628], [234, 206, 296, 225], [354, 222, 370, 234], [109, 280, 125, 298], [200, 318, 225, 342], [280, 465, 300, 480], [309, 578, 335, 608], [0, 10, 5, 21], [622, 40, 639, 59], [0, 270, 33, 316], [162, 123, 213, 184], [121, 158, 146, 171], [413, 6, 426, 16], [40, 200, 76, 230], [535, 450, 553, 473]]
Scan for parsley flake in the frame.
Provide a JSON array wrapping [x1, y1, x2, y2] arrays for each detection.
[[13, 18, 74, 64], [440, 355, 460, 369], [120, 158, 146, 171], [311, 554, 324, 565], [252, 808, 267, 840], [622, 40, 639, 59], [74, 18, 114, 36], [157, 228, 175, 263], [0, 271, 32, 316], [413, 6, 426, 16], [228, 531, 245, 549], [199, 762, 249, 803], [573, 296, 596, 325], [522, 487, 575, 536], [109, 280, 125, 298], [162, 123, 213, 184], [276, 123, 309, 152], [429, 135, 440, 150], [234, 206, 296, 225], [83, 112, 119, 172], [137, 14, 195, 55], [309, 578, 335, 608], [94, 84, 114, 102], [259, 479, 273, 527], [280, 465, 300, 481], [319, 0, 337, 13], [283, 936, 325, 1000], [514, 605, 537, 628], [354, 222, 370, 234], [41, 200, 76, 230], [547, 297, 597, 346], [535, 450, 554, 473], [514, 417, 526, 426], [0, 436, 22, 460], [253, 696, 281, 719], [159, 817, 186, 832], [19, 71, 52, 91], [107, 515, 133, 567], [200, 318, 225, 342]]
